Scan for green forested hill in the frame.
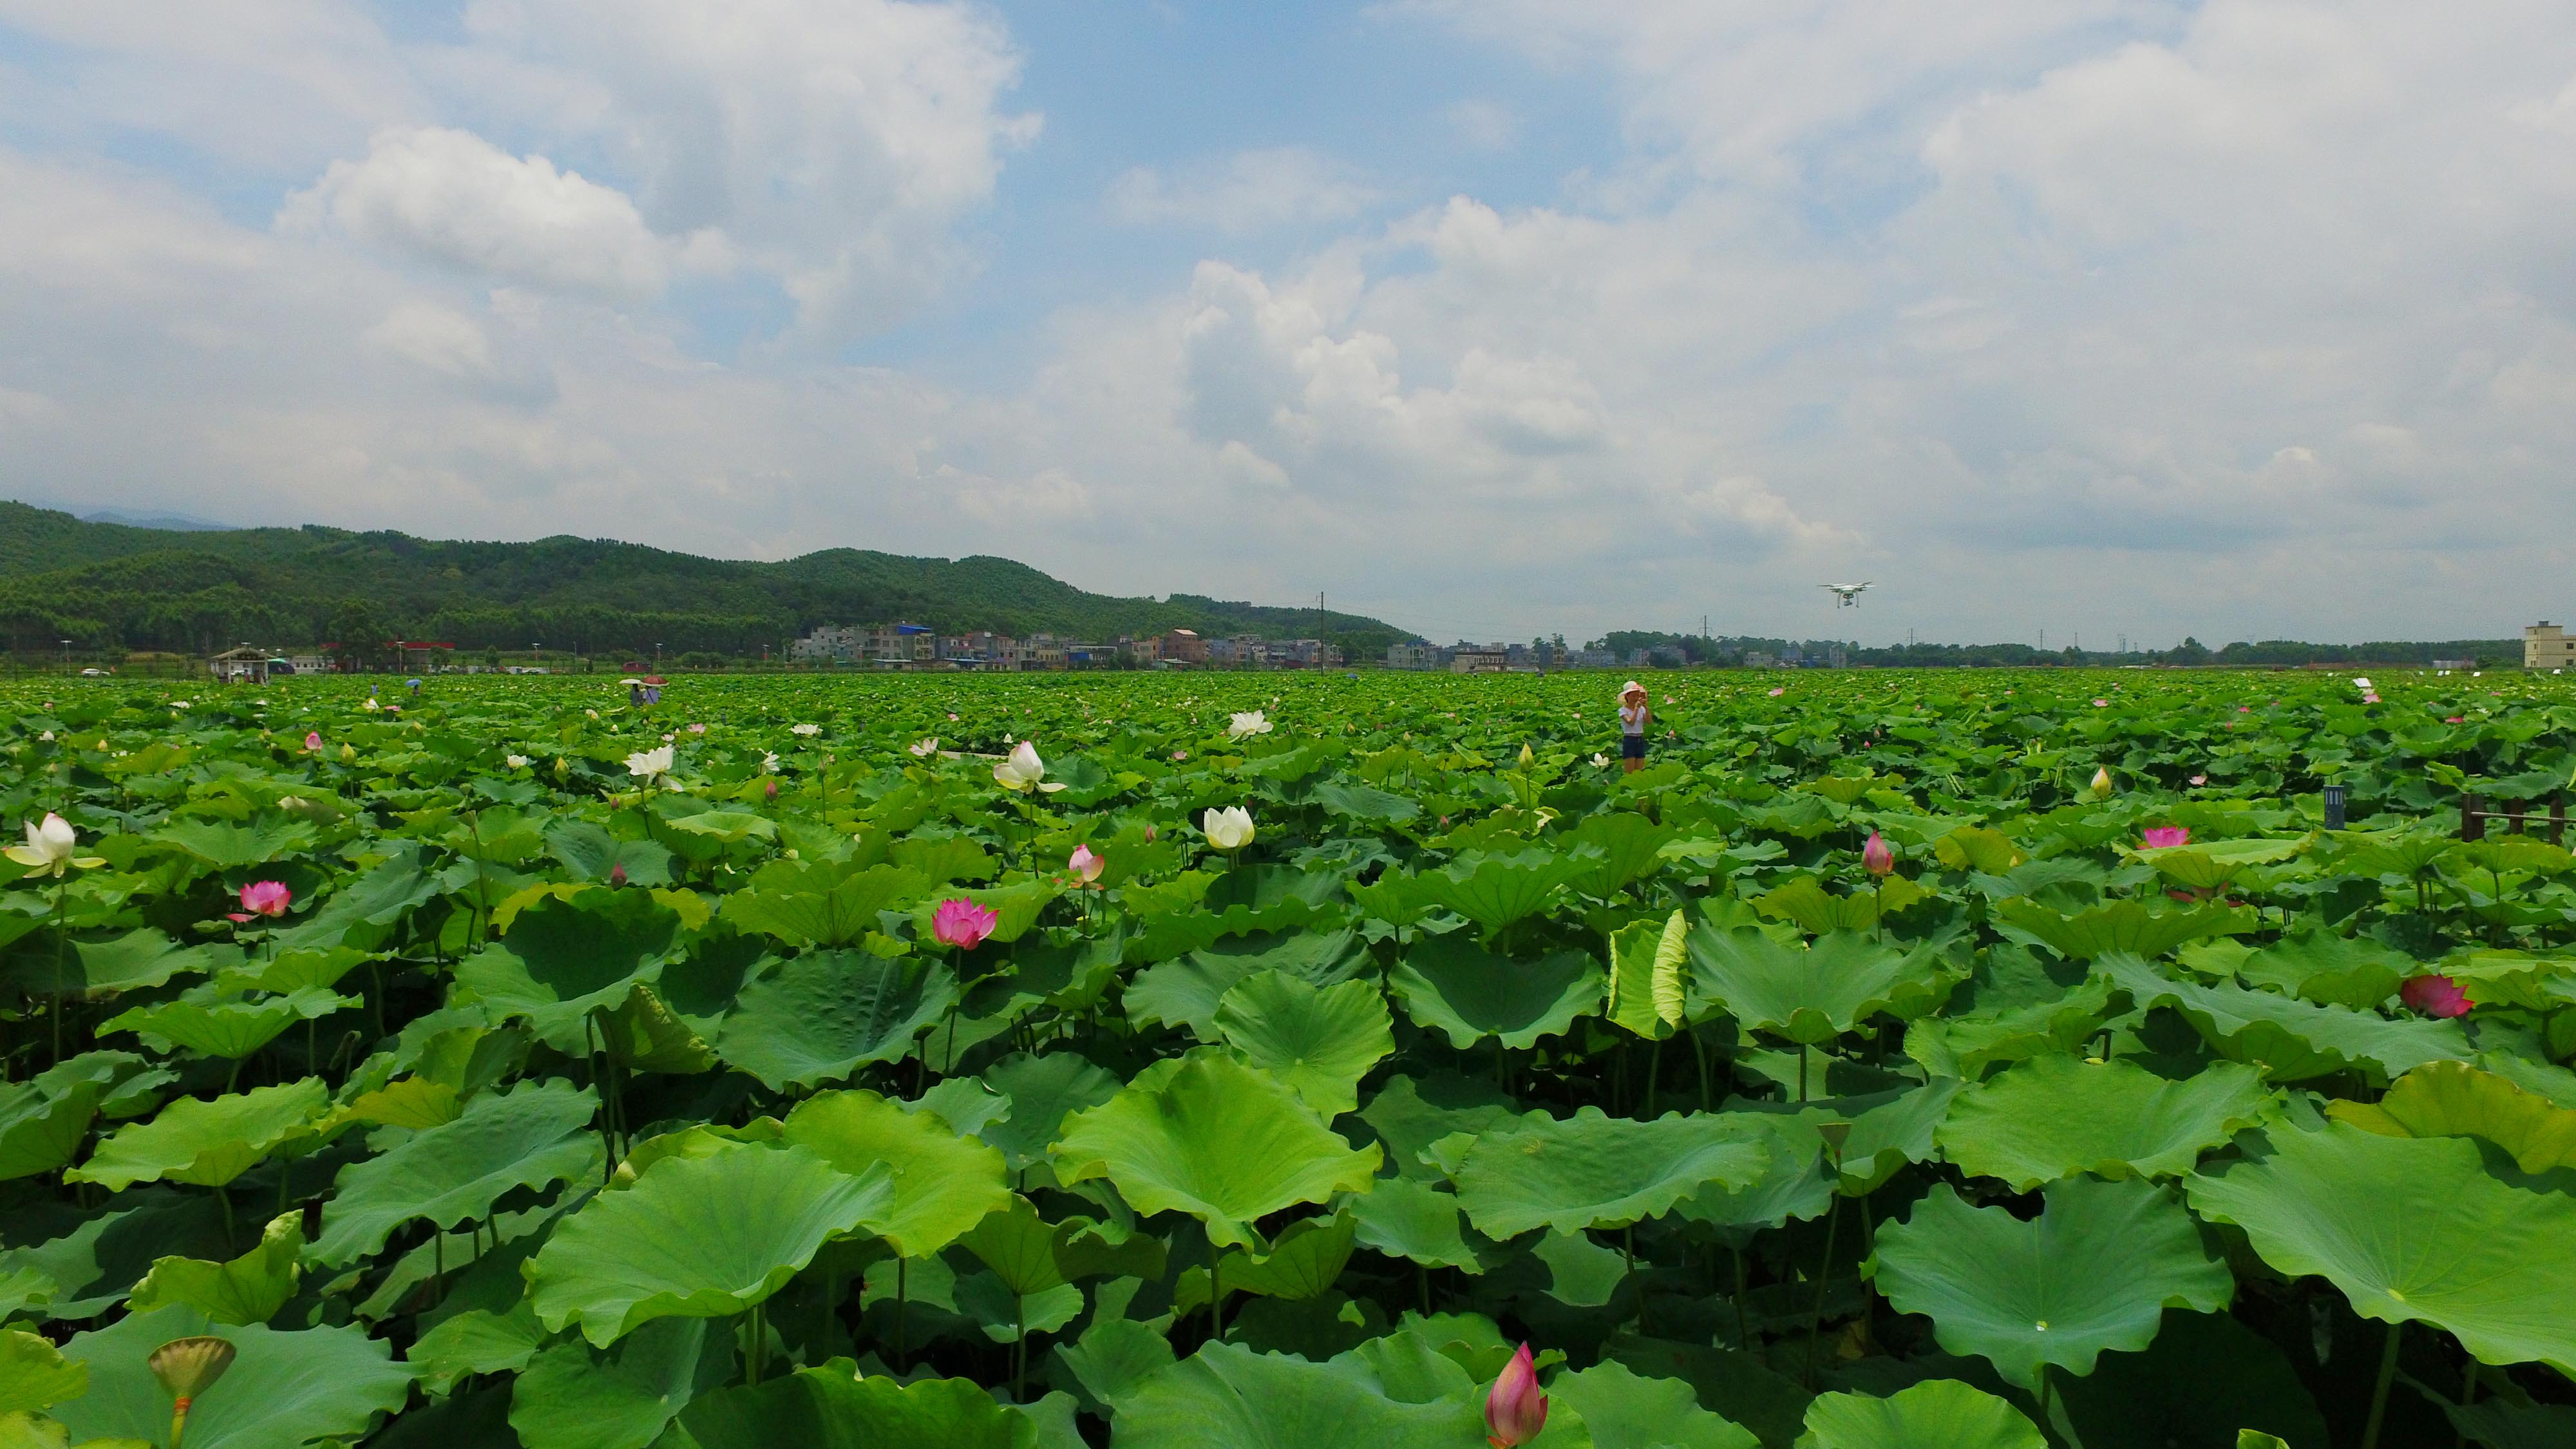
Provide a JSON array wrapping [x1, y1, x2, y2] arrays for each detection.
[[0, 502, 1403, 660]]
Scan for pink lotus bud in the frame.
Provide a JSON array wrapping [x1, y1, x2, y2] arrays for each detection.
[[1144, 824, 1158, 842], [1069, 844, 1104, 883], [2141, 826, 2190, 849], [305, 732, 323, 752], [1862, 831, 1893, 878], [1484, 1343, 1548, 1448], [607, 863, 627, 888], [2400, 974, 2469, 1018], [764, 778, 779, 802], [237, 880, 291, 918], [933, 898, 999, 951]]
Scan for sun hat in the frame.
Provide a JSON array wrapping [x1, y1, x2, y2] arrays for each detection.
[[1620, 680, 1646, 699]]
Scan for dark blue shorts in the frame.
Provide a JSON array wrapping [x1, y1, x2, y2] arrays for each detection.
[[1620, 735, 1645, 760]]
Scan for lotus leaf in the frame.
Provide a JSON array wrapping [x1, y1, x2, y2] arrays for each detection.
[[1872, 1178, 2231, 1389], [977, 1051, 1122, 1170], [2326, 1059, 2576, 1173], [1214, 970, 1393, 1117], [526, 1142, 895, 1347], [453, 889, 682, 1050], [1390, 934, 1602, 1049], [68, 1079, 327, 1190], [1687, 928, 1956, 1045], [714, 950, 958, 1091], [676, 1370, 1041, 1448], [2056, 1309, 2329, 1449], [1937, 1056, 2277, 1189], [1052, 1052, 1380, 1248], [507, 1317, 728, 1449], [53, 1305, 416, 1449], [2186, 1122, 2576, 1375], [2096, 952, 2472, 1079], [1548, 1359, 1759, 1449], [1347, 1176, 1480, 1270], [1794, 1379, 2047, 1449], [782, 1088, 1010, 1256], [1447, 1107, 1769, 1236], [0, 1081, 97, 1182], [98, 988, 355, 1060], [1111, 1341, 1479, 1447], [0, 1331, 84, 1416], [1995, 899, 2255, 961], [316, 1078, 600, 1265], [126, 1210, 303, 1324]]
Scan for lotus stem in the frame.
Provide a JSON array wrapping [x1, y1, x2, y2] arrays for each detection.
[[895, 1258, 908, 1369], [746, 1301, 766, 1386], [1804, 1195, 1841, 1388], [49, 884, 67, 1068], [2457, 1359, 2479, 1449], [1209, 1255, 1225, 1343], [2362, 1319, 2403, 1449], [1798, 1043, 1810, 1104], [1645, 1038, 1662, 1117], [169, 1397, 192, 1449]]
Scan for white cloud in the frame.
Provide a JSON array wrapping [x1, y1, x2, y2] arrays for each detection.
[[285, 126, 674, 298], [1108, 148, 1378, 234], [363, 301, 494, 379], [1443, 100, 1519, 150]]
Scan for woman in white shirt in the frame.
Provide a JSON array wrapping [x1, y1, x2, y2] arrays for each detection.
[[1616, 681, 1650, 774]]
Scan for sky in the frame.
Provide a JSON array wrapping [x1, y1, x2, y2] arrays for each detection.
[[3, 1, 2573, 649]]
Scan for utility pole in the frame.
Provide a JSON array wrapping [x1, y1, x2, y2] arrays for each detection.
[[1317, 592, 1326, 668]]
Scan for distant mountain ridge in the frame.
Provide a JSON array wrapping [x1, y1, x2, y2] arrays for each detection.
[[0, 500, 1406, 659]]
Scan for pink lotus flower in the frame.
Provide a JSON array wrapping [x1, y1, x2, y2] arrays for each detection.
[[1485, 1343, 1548, 1448], [304, 731, 323, 752], [2363, 693, 2381, 704], [1068, 844, 1104, 884], [237, 880, 292, 918], [2446, 716, 2465, 724], [2400, 974, 2469, 1018], [2142, 826, 2191, 849], [933, 898, 998, 951], [1766, 687, 1785, 697], [1862, 831, 1894, 877], [2092, 698, 2108, 708], [2190, 775, 2208, 786]]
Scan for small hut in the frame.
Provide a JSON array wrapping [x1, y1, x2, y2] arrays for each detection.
[[207, 647, 272, 684]]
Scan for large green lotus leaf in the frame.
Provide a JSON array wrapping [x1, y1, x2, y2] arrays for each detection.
[[0, 1081, 97, 1182], [1686, 928, 1955, 1045], [1994, 899, 2255, 960], [67, 1079, 327, 1189], [1356, 1074, 1522, 1182], [904, 878, 1062, 946], [674, 1371, 1039, 1449], [406, 1301, 544, 1388], [1216, 1213, 1356, 1302], [53, 1305, 415, 1449], [98, 989, 355, 1060], [1794, 1379, 2047, 1449], [719, 864, 933, 948], [1604, 911, 1689, 1040], [274, 846, 444, 954], [546, 819, 676, 889], [2236, 932, 2411, 1009], [1111, 1341, 1481, 1448], [2057, 1309, 2329, 1449], [2435, 950, 2576, 1012], [782, 1088, 1010, 1256], [2186, 1122, 2576, 1376], [147, 817, 319, 871], [526, 1142, 895, 1347], [452, 889, 683, 1051], [314, 1078, 600, 1265], [1214, 970, 1394, 1119], [978, 1051, 1123, 1170], [1935, 1056, 2277, 1190], [1347, 1176, 1481, 1270], [1903, 976, 2117, 1081], [1872, 1178, 2231, 1390], [714, 950, 958, 1092], [1674, 1117, 1835, 1231], [1549, 1360, 1759, 1449], [1051, 1052, 1380, 1249], [508, 1317, 728, 1449], [1389, 934, 1602, 1050], [1564, 811, 1678, 897], [2326, 1060, 2576, 1173], [1313, 778, 1423, 826], [2095, 953, 2472, 1080], [64, 929, 232, 994], [0, 1330, 84, 1415], [124, 1210, 301, 1325], [1448, 1107, 1770, 1237], [1059, 1318, 1179, 1409], [1404, 850, 1591, 933], [1125, 931, 1368, 1041], [2447, 1399, 2576, 1449]]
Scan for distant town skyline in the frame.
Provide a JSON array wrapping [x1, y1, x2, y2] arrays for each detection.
[[5, 3, 2572, 647]]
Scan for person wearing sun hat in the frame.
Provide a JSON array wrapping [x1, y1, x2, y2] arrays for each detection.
[[1616, 680, 1651, 774]]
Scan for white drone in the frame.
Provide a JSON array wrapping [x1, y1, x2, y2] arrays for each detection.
[[1819, 582, 1873, 608]]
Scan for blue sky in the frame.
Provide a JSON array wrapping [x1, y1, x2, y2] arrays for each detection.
[[2, 1, 2573, 647]]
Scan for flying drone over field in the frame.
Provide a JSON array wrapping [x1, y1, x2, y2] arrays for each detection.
[[1819, 582, 1873, 608]]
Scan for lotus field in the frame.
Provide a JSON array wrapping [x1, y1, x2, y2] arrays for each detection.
[[6, 668, 2576, 1449]]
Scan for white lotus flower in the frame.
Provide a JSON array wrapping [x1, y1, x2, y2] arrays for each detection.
[[1228, 710, 1273, 740], [911, 737, 940, 757], [1202, 806, 1256, 851], [37, 732, 52, 743], [7, 813, 104, 878], [791, 723, 821, 737], [506, 754, 530, 769], [1592, 753, 1610, 768], [994, 740, 1065, 793], [762, 751, 781, 772], [627, 745, 675, 786]]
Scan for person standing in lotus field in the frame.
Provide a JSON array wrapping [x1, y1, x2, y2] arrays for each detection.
[[1617, 681, 1651, 774]]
